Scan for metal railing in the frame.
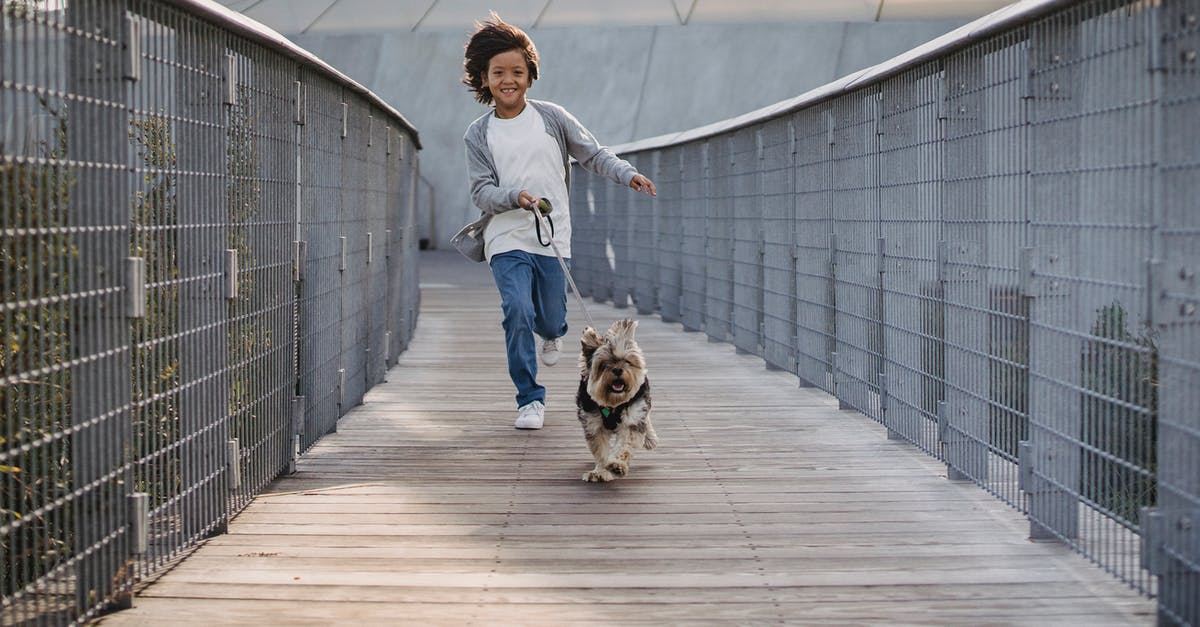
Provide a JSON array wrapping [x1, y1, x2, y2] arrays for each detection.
[[571, 0, 1198, 623], [1, 0, 421, 623]]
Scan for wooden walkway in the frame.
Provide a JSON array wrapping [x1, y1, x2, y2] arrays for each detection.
[[99, 250, 1155, 625]]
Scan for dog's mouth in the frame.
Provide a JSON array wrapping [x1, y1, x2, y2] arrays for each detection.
[[609, 381, 626, 394]]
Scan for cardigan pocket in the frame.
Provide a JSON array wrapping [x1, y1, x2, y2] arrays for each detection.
[[450, 217, 488, 263]]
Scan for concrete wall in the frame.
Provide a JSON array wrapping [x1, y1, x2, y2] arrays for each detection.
[[289, 20, 968, 248]]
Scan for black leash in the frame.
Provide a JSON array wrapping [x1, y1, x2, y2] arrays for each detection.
[[534, 210, 553, 247]]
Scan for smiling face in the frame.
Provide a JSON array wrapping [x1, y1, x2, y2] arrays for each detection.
[[482, 49, 530, 118]]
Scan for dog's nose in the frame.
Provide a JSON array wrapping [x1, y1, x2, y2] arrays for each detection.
[[611, 368, 623, 377]]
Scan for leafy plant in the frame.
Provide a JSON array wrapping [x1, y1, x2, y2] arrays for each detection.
[[919, 283, 945, 418], [1080, 301, 1157, 526], [988, 286, 1029, 460], [225, 82, 273, 474], [128, 111, 181, 508], [0, 95, 76, 598], [4, 0, 43, 19]]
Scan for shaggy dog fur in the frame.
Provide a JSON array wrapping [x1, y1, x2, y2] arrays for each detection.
[[576, 319, 657, 482]]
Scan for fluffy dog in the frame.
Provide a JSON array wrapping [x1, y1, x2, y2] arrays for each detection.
[[576, 319, 657, 482]]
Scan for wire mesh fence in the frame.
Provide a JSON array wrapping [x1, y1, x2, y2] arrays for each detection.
[[572, 0, 1197, 622], [1, 0, 421, 623]]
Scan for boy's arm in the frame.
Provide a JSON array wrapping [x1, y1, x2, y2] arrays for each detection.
[[558, 108, 637, 187], [465, 138, 521, 216]]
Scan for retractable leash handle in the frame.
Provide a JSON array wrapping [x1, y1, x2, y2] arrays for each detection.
[[527, 198, 597, 330]]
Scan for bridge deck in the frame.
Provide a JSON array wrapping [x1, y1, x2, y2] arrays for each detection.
[[99, 250, 1154, 625]]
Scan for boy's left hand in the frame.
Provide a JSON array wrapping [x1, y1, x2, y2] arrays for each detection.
[[630, 174, 657, 197]]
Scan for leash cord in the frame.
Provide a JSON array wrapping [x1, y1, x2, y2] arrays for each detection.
[[529, 204, 596, 330]]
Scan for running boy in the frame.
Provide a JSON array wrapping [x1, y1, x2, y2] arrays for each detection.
[[459, 13, 656, 430]]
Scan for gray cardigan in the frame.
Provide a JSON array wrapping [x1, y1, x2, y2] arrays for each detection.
[[453, 100, 637, 260]]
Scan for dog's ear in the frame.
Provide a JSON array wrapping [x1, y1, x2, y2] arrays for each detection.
[[606, 319, 639, 353], [579, 326, 604, 365]]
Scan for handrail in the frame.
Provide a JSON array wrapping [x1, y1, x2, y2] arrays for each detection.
[[610, 0, 1071, 155], [160, 0, 422, 147]]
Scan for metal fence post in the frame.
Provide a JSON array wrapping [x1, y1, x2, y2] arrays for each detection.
[[707, 136, 734, 343], [784, 118, 803, 378], [1142, 3, 1200, 622], [940, 46, 997, 487], [1024, 18, 1086, 543], [289, 397, 306, 474], [65, 0, 132, 612], [176, 21, 233, 539], [680, 141, 708, 332], [635, 152, 660, 315]]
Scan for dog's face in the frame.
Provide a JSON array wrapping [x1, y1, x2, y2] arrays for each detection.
[[579, 319, 647, 408]]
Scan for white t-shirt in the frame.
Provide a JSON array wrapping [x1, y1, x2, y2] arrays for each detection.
[[483, 105, 571, 261]]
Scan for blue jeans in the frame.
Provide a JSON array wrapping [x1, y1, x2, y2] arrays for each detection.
[[489, 251, 569, 408]]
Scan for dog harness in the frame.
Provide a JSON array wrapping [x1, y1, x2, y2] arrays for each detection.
[[577, 378, 651, 431]]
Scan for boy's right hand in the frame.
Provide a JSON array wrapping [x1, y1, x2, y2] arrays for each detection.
[[517, 190, 537, 211], [518, 191, 551, 215]]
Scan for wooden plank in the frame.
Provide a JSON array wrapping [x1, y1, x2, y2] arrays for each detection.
[[164, 555, 1123, 577], [115, 567, 1115, 589], [135, 580, 1153, 612], [96, 250, 1155, 626], [201, 530, 1051, 550], [189, 543, 1063, 561], [94, 597, 1150, 626]]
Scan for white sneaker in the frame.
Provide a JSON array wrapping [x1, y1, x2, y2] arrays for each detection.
[[515, 400, 545, 430], [540, 337, 562, 366]]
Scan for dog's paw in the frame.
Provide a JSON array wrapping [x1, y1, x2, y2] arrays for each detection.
[[584, 468, 615, 482], [605, 460, 629, 477], [643, 435, 657, 450]]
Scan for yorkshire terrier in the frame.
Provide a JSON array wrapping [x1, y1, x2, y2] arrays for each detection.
[[576, 319, 657, 482]]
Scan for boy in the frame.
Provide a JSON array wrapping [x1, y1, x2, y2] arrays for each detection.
[[459, 13, 656, 430]]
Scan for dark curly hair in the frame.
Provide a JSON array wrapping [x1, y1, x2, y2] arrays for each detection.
[[462, 12, 539, 105]]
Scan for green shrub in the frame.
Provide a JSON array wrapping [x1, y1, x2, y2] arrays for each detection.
[[128, 112, 182, 509], [225, 83, 272, 468], [988, 286, 1029, 460], [1080, 301, 1157, 526], [0, 95, 75, 598]]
